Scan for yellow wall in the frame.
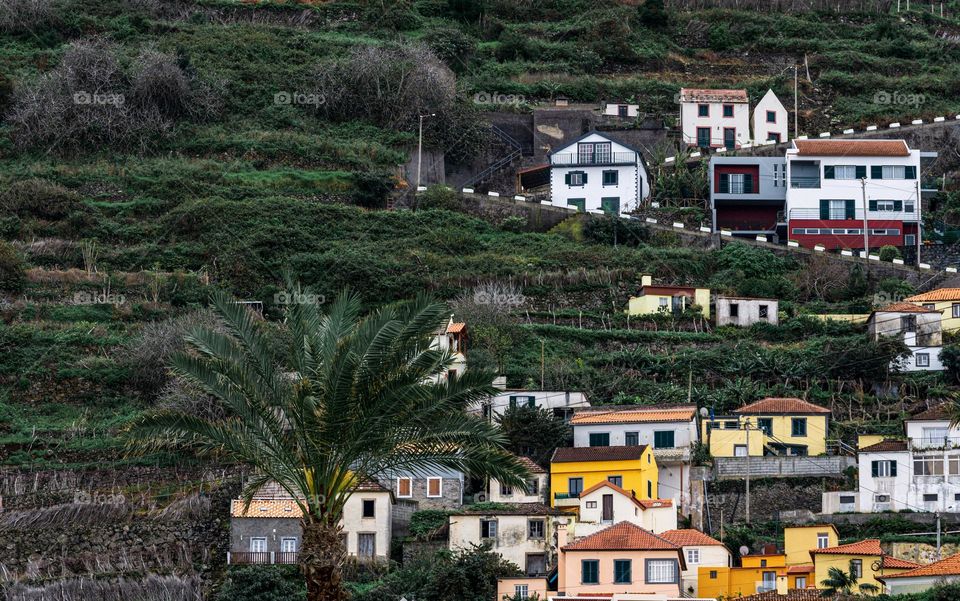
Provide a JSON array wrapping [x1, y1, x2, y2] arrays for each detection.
[[698, 559, 792, 599], [858, 434, 887, 449], [809, 314, 870, 324], [550, 448, 659, 507], [784, 526, 838, 566], [626, 289, 711, 318], [906, 300, 956, 331], [702, 415, 829, 458], [813, 554, 902, 596]]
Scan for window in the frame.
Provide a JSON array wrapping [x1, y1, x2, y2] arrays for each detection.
[[710, 570, 718, 579], [585, 501, 597, 508], [362, 499, 375, 518], [822, 199, 854, 220], [871, 460, 897, 477], [528, 519, 545, 539], [608, 475, 623, 487], [647, 480, 653, 497], [582, 559, 600, 584], [817, 533, 830, 549], [916, 353, 931, 367], [280, 537, 298, 553], [602, 170, 618, 186], [724, 421, 738, 430], [659, 297, 669, 308], [594, 143, 612, 163], [880, 165, 910, 179], [654, 430, 675, 449], [757, 418, 773, 436], [614, 559, 632, 584], [569, 477, 584, 496], [954, 303, 960, 318], [625, 431, 639, 446], [874, 200, 897, 211], [759, 304, 769, 319], [568, 172, 585, 186], [480, 519, 498, 539], [850, 559, 863, 578], [950, 456, 960, 475], [601, 197, 620, 215], [646, 559, 678, 584], [589, 432, 610, 447], [791, 418, 807, 437], [734, 445, 748, 457], [509, 395, 536, 408], [567, 198, 586, 212], [250, 537, 267, 553], [922, 427, 949, 446], [501, 482, 513, 496], [722, 104, 734, 117], [696, 127, 711, 147], [729, 303, 739, 317], [687, 548, 701, 564], [698, 104, 709, 117], [761, 560, 768, 567], [901, 315, 917, 332], [914, 457, 944, 476], [955, 493, 960, 501], [826, 165, 864, 180], [840, 495, 856, 504], [514, 584, 529, 600], [358, 533, 376, 558], [905, 234, 916, 246], [528, 478, 540, 496], [427, 477, 442, 498], [924, 493, 939, 502], [766, 110, 776, 123], [397, 477, 412, 497], [906, 201, 916, 212], [577, 143, 594, 164], [796, 576, 807, 589]]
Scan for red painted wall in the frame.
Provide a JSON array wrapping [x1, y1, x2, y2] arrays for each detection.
[[716, 206, 780, 231], [788, 218, 909, 250], [713, 165, 761, 194]]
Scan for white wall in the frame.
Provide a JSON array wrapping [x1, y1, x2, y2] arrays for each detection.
[[680, 101, 750, 148], [549, 133, 649, 213], [896, 346, 945, 372], [483, 390, 590, 420], [573, 487, 677, 537], [603, 103, 639, 117], [341, 492, 392, 559], [448, 514, 564, 573], [571, 420, 697, 449], [716, 298, 779, 327], [753, 90, 788, 144], [680, 545, 731, 596], [489, 473, 549, 504]]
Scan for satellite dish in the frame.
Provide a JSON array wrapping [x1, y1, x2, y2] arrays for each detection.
[[739, 545, 750, 556], [699, 407, 710, 418]]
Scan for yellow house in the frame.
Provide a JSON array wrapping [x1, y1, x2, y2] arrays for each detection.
[[905, 288, 960, 332], [810, 539, 921, 595], [549, 446, 658, 508], [626, 275, 711, 318], [698, 553, 813, 598], [784, 524, 839, 566], [702, 397, 831, 457]]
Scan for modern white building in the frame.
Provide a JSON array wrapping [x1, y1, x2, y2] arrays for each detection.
[[660, 529, 731, 597], [867, 303, 944, 372], [479, 389, 590, 422], [785, 139, 921, 250], [571, 480, 677, 539], [569, 406, 698, 510], [752, 89, 788, 145], [715, 296, 779, 327], [549, 131, 650, 215], [679, 88, 750, 150]]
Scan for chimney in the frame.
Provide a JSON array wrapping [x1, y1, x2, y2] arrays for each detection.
[[492, 376, 507, 390], [776, 575, 788, 595], [556, 519, 569, 548], [556, 519, 569, 594], [641, 274, 652, 287]]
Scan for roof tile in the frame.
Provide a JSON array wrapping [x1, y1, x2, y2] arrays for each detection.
[[660, 529, 725, 547], [679, 88, 748, 103], [794, 139, 910, 157], [910, 404, 953, 421], [810, 538, 883, 556], [904, 288, 960, 302], [231, 499, 302, 518], [563, 522, 678, 551], [874, 302, 939, 314], [859, 439, 908, 453], [882, 556, 923, 570], [881, 552, 960, 579], [570, 406, 696, 425], [734, 397, 831, 415], [551, 446, 648, 463]]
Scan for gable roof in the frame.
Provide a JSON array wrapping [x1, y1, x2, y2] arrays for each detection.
[[859, 439, 908, 453], [880, 552, 960, 580], [679, 88, 748, 103], [578, 480, 672, 511], [451, 502, 565, 516], [793, 139, 910, 157], [756, 89, 786, 109], [551, 445, 648, 463], [909, 404, 952, 421], [547, 130, 644, 160], [570, 405, 696, 425], [872, 302, 939, 314], [882, 555, 923, 570], [562, 521, 679, 552], [232, 498, 302, 518], [515, 455, 546, 474], [810, 538, 884, 557], [734, 397, 831, 415], [905, 288, 960, 302], [447, 322, 466, 333], [660, 528, 725, 548]]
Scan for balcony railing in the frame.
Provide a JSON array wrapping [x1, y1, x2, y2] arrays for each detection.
[[554, 492, 581, 500], [909, 436, 960, 451], [551, 152, 637, 166], [228, 551, 299, 565], [787, 208, 917, 221], [790, 176, 821, 189], [756, 582, 778, 593]]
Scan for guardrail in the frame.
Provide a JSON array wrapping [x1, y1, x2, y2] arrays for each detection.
[[550, 152, 636, 166], [227, 551, 299, 565]]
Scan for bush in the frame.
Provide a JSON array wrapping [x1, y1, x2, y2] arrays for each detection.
[[500, 215, 527, 232], [215, 566, 305, 601], [0, 178, 81, 220], [0, 241, 26, 292], [418, 185, 460, 211], [423, 27, 477, 69], [409, 509, 452, 540], [879, 245, 901, 262], [0, 0, 56, 34]]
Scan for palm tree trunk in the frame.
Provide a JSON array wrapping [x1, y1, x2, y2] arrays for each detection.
[[300, 519, 348, 601]]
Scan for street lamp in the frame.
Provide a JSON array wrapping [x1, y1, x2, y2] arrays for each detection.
[[417, 113, 436, 190]]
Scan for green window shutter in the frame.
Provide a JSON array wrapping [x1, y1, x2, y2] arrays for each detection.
[[905, 166, 916, 179], [855, 166, 867, 179], [869, 200, 877, 211], [891, 461, 897, 477], [582, 172, 588, 184], [894, 200, 903, 211], [871, 166, 883, 179], [820, 200, 830, 220], [744, 174, 754, 194], [824, 165, 835, 179], [719, 173, 729, 193], [845, 200, 855, 219], [565, 172, 571, 185], [871, 461, 879, 477]]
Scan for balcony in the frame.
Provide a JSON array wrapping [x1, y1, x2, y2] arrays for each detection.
[[551, 152, 636, 166], [553, 492, 581, 507], [909, 436, 960, 451], [756, 582, 778, 593], [228, 551, 299, 565], [787, 208, 917, 221], [790, 176, 821, 189]]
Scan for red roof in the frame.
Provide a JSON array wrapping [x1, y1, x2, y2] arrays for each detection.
[[882, 556, 923, 570], [679, 88, 748, 103], [551, 446, 648, 463], [786, 564, 814, 574], [577, 480, 672, 511], [874, 302, 938, 314], [515, 455, 546, 473], [859, 439, 908, 453], [905, 288, 960, 302], [570, 406, 696, 425], [563, 522, 679, 552], [447, 322, 466, 333], [660, 529, 725, 547], [810, 538, 883, 556], [734, 397, 831, 415], [880, 552, 960, 579], [794, 139, 910, 157]]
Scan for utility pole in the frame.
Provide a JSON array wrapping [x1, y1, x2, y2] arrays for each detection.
[[745, 418, 751, 524], [917, 179, 923, 266], [861, 177, 870, 259], [937, 511, 942, 560], [794, 64, 799, 140], [416, 113, 435, 189], [540, 339, 545, 389]]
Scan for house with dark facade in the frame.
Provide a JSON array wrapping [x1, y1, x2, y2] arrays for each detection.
[[709, 156, 787, 238]]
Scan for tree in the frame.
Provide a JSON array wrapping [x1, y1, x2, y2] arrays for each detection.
[[496, 405, 571, 467], [819, 564, 880, 596], [128, 285, 529, 601]]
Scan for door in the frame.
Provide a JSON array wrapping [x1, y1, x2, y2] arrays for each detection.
[[357, 533, 376, 559], [618, 105, 628, 117], [762, 571, 777, 592], [526, 553, 546, 576], [249, 537, 267, 563], [600, 197, 620, 215], [769, 132, 781, 144], [696, 127, 711, 148], [280, 537, 298, 562], [602, 493, 614, 522], [723, 128, 736, 150], [671, 295, 684, 314]]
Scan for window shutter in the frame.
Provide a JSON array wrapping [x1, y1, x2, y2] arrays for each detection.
[[869, 200, 877, 211], [744, 174, 754, 194], [845, 200, 855, 219], [824, 165, 835, 179], [565, 172, 571, 185], [891, 461, 897, 477], [894, 200, 903, 211], [871, 461, 879, 478], [820, 200, 830, 220], [581, 172, 588, 184], [905, 166, 916, 179], [719, 173, 729, 194], [871, 166, 883, 179], [856, 165, 867, 179]]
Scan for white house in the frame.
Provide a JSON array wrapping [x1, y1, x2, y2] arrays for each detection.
[[549, 131, 650, 215], [603, 102, 639, 118], [715, 296, 779, 327], [752, 89, 788, 145], [570, 406, 698, 511], [571, 480, 677, 538], [785, 139, 922, 250], [479, 389, 590, 422], [879, 552, 960, 595], [867, 303, 944, 372], [679, 88, 750, 150], [660, 529, 730, 597], [427, 316, 467, 384], [487, 456, 549, 504]]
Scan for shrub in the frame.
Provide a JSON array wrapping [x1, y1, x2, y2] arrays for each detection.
[[0, 178, 81, 220], [878, 245, 901, 262], [215, 566, 305, 601], [422, 27, 477, 69], [0, 0, 56, 34], [0, 241, 26, 292], [409, 509, 452, 540], [500, 215, 527, 232], [418, 185, 460, 211]]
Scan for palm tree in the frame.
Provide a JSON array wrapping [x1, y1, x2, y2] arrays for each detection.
[[128, 286, 530, 601], [819, 564, 881, 597]]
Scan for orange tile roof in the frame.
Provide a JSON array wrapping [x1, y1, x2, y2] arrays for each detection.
[[859, 439, 908, 453], [734, 397, 831, 415], [794, 139, 910, 157], [577, 480, 672, 511], [786, 564, 814, 574], [635, 498, 673, 509], [551, 446, 648, 463], [905, 288, 960, 302], [810, 538, 883, 556], [563, 522, 678, 551], [882, 556, 923, 570], [660, 529, 725, 547], [447, 322, 466, 333], [515, 455, 546, 473], [880, 552, 960, 579], [231, 499, 303, 518], [679, 88, 748, 103], [570, 406, 696, 425], [738, 591, 824, 601], [874, 302, 939, 314]]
